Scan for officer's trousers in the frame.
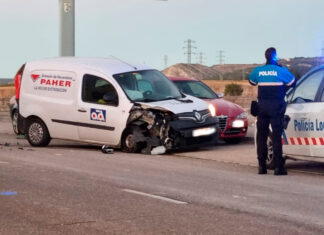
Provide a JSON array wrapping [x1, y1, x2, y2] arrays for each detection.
[[256, 100, 286, 169]]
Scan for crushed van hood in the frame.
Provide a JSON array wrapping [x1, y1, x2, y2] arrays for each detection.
[[137, 95, 208, 114]]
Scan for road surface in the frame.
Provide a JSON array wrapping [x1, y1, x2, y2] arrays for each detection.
[[1, 112, 324, 234]]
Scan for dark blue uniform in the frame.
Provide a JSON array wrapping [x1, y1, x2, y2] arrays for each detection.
[[249, 64, 295, 171]]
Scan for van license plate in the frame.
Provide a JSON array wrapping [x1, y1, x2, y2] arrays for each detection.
[[192, 127, 216, 137]]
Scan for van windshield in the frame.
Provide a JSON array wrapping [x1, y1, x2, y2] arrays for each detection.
[[113, 70, 182, 102]]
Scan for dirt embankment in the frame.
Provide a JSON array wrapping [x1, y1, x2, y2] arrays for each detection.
[[202, 80, 257, 109], [0, 86, 15, 111]]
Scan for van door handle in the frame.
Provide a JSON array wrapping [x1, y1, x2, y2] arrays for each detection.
[[78, 108, 87, 113]]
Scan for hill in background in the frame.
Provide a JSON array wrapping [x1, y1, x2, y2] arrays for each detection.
[[0, 78, 13, 85], [163, 57, 324, 80]]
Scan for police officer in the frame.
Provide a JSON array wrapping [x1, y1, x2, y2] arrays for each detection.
[[249, 47, 295, 175]]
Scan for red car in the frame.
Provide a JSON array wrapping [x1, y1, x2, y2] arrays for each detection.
[[169, 77, 248, 143]]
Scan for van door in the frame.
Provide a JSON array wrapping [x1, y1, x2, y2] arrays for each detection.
[[76, 74, 129, 145], [284, 69, 324, 157]]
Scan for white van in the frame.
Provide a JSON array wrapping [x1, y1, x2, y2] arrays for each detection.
[[15, 57, 218, 153]]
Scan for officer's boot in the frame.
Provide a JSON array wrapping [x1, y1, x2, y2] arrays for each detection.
[[274, 158, 287, 175], [258, 162, 267, 175]]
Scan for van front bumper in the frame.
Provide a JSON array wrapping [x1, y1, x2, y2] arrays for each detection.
[[168, 117, 219, 149]]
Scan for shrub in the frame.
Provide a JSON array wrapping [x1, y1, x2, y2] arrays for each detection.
[[224, 83, 243, 96]]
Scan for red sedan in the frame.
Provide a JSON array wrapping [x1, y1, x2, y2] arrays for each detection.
[[169, 76, 248, 143]]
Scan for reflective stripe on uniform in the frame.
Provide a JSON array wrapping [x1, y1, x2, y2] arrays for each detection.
[[258, 82, 284, 86], [286, 78, 295, 86]]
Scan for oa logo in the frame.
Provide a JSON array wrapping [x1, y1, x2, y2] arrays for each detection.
[[90, 109, 106, 122]]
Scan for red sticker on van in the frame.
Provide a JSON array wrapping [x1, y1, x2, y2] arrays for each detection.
[[31, 74, 40, 82]]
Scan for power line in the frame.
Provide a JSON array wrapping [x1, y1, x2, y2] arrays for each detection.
[[196, 52, 206, 65], [183, 39, 196, 64], [216, 50, 225, 65]]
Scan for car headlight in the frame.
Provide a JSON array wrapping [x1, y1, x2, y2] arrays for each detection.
[[208, 104, 216, 117], [232, 120, 245, 128], [236, 111, 247, 119]]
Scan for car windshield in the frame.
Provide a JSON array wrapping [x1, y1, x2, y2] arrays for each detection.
[[113, 70, 182, 102], [174, 81, 218, 99]]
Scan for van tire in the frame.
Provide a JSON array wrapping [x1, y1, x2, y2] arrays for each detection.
[[26, 118, 51, 147], [11, 109, 20, 135], [121, 127, 142, 153]]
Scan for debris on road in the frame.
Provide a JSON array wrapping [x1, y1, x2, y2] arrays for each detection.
[[16, 134, 26, 139], [151, 146, 166, 155], [102, 145, 114, 154]]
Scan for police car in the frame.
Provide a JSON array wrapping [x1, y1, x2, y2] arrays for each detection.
[[263, 65, 324, 168]]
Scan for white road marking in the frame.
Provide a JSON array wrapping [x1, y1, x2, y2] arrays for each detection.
[[0, 161, 9, 164], [123, 189, 188, 205]]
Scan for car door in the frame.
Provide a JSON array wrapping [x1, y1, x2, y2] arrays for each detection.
[[283, 69, 324, 157], [310, 80, 324, 157], [77, 74, 130, 146]]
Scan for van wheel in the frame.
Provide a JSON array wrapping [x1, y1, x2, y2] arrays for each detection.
[[12, 109, 20, 135], [26, 118, 51, 147], [266, 132, 275, 169], [121, 127, 143, 153]]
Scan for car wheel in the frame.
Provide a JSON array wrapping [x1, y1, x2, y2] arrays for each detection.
[[121, 126, 144, 153], [26, 118, 51, 147], [11, 109, 20, 135], [266, 132, 275, 169]]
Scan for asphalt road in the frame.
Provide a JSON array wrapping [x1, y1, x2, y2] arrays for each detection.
[[1, 112, 324, 234]]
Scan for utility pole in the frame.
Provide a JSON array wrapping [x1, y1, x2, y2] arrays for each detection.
[[321, 41, 324, 57], [197, 52, 206, 65], [216, 50, 225, 65], [183, 39, 196, 64], [164, 55, 168, 68], [59, 0, 75, 56]]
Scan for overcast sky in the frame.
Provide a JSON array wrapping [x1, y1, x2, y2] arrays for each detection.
[[1, 0, 324, 78]]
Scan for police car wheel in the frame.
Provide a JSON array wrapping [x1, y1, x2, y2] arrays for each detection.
[[12, 109, 20, 135], [266, 132, 275, 169], [26, 118, 51, 147], [121, 127, 142, 153]]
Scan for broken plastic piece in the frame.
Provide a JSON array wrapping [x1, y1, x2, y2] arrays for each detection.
[[102, 145, 114, 154], [151, 146, 166, 155]]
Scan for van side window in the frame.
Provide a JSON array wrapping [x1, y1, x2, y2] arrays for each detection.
[[82, 74, 118, 106]]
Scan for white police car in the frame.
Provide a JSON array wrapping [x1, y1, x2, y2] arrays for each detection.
[[264, 65, 324, 168]]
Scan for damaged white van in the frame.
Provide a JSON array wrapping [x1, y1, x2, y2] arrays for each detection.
[[15, 58, 218, 153]]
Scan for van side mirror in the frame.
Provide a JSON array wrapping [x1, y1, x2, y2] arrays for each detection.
[[103, 93, 118, 106]]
